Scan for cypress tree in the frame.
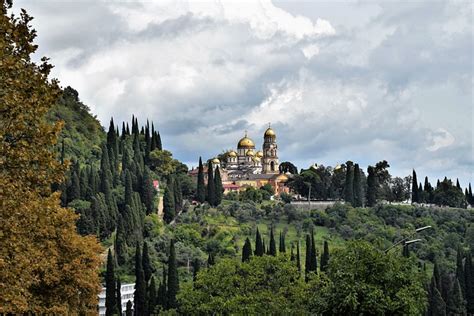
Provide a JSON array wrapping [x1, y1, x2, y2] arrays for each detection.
[[242, 237, 252, 262], [156, 131, 162, 151], [418, 183, 424, 203], [344, 161, 354, 205], [141, 168, 155, 215], [105, 249, 117, 316], [157, 266, 168, 309], [320, 241, 330, 272], [412, 169, 419, 203], [142, 242, 153, 283], [214, 166, 223, 206], [433, 262, 442, 292], [148, 276, 157, 315], [100, 143, 113, 194], [456, 178, 461, 190], [163, 185, 175, 224], [456, 247, 465, 296], [60, 139, 65, 165], [254, 227, 264, 256], [447, 278, 466, 315], [167, 239, 179, 310], [279, 231, 286, 253], [196, 157, 206, 203], [469, 183, 473, 204], [309, 232, 317, 273], [262, 238, 266, 255], [121, 122, 127, 140], [465, 253, 474, 314], [207, 253, 215, 266], [366, 166, 377, 206], [269, 226, 277, 256], [206, 163, 216, 206], [192, 258, 200, 281], [126, 123, 130, 135], [296, 241, 301, 272], [290, 244, 295, 261], [353, 163, 362, 207], [429, 285, 447, 316], [305, 234, 311, 281], [126, 300, 133, 316], [124, 170, 133, 207], [134, 244, 147, 316], [116, 277, 123, 316], [115, 215, 127, 266], [173, 176, 183, 212], [69, 170, 81, 202], [79, 168, 88, 200]]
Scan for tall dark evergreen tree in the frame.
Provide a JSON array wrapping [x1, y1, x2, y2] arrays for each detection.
[[148, 276, 157, 316], [167, 239, 179, 310], [465, 253, 474, 314], [115, 215, 127, 266], [366, 166, 377, 207], [124, 170, 133, 207], [207, 253, 215, 266], [192, 258, 200, 281], [320, 241, 330, 272], [468, 183, 473, 204], [353, 163, 362, 207], [290, 244, 295, 261], [142, 242, 153, 283], [456, 247, 465, 295], [296, 241, 301, 272], [242, 237, 252, 262], [412, 169, 419, 203], [279, 231, 286, 253], [196, 157, 206, 203], [344, 161, 354, 205], [134, 244, 147, 316], [156, 131, 162, 151], [309, 232, 317, 273], [173, 176, 183, 212], [105, 250, 117, 316], [163, 184, 175, 224], [206, 163, 216, 206], [141, 167, 155, 215], [214, 166, 223, 206], [126, 300, 133, 316], [157, 266, 168, 309], [254, 227, 264, 256], [116, 277, 123, 316], [305, 234, 311, 281], [269, 226, 277, 256], [447, 278, 466, 315]]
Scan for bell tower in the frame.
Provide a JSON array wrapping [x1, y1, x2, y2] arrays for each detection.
[[262, 124, 279, 174]]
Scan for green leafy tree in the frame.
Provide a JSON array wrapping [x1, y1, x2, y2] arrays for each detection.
[[0, 3, 102, 312], [178, 256, 308, 315], [310, 241, 426, 315]]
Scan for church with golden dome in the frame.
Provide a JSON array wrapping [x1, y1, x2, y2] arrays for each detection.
[[203, 125, 289, 195]]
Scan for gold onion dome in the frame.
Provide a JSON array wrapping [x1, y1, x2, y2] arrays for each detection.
[[256, 151, 264, 158], [264, 127, 276, 137], [212, 158, 220, 164], [237, 135, 255, 148], [228, 151, 237, 157], [246, 149, 255, 156], [253, 157, 261, 162]]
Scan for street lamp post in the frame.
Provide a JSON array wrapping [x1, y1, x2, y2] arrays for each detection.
[[385, 226, 432, 253]]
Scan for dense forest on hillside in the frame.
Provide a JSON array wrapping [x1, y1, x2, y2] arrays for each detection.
[[52, 87, 474, 315]]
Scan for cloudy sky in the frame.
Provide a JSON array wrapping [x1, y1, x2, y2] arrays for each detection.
[[14, 0, 473, 186]]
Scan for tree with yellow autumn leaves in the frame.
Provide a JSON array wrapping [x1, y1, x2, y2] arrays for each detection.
[[0, 1, 102, 313]]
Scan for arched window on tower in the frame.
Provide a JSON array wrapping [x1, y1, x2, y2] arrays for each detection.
[[270, 161, 275, 171]]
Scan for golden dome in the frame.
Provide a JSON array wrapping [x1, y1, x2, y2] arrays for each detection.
[[237, 135, 255, 148], [212, 158, 220, 164], [256, 151, 264, 158], [252, 157, 261, 162], [264, 127, 276, 137], [246, 149, 255, 156], [228, 151, 237, 157]]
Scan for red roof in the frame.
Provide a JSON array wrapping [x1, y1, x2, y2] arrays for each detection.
[[223, 183, 240, 189], [153, 180, 159, 188]]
